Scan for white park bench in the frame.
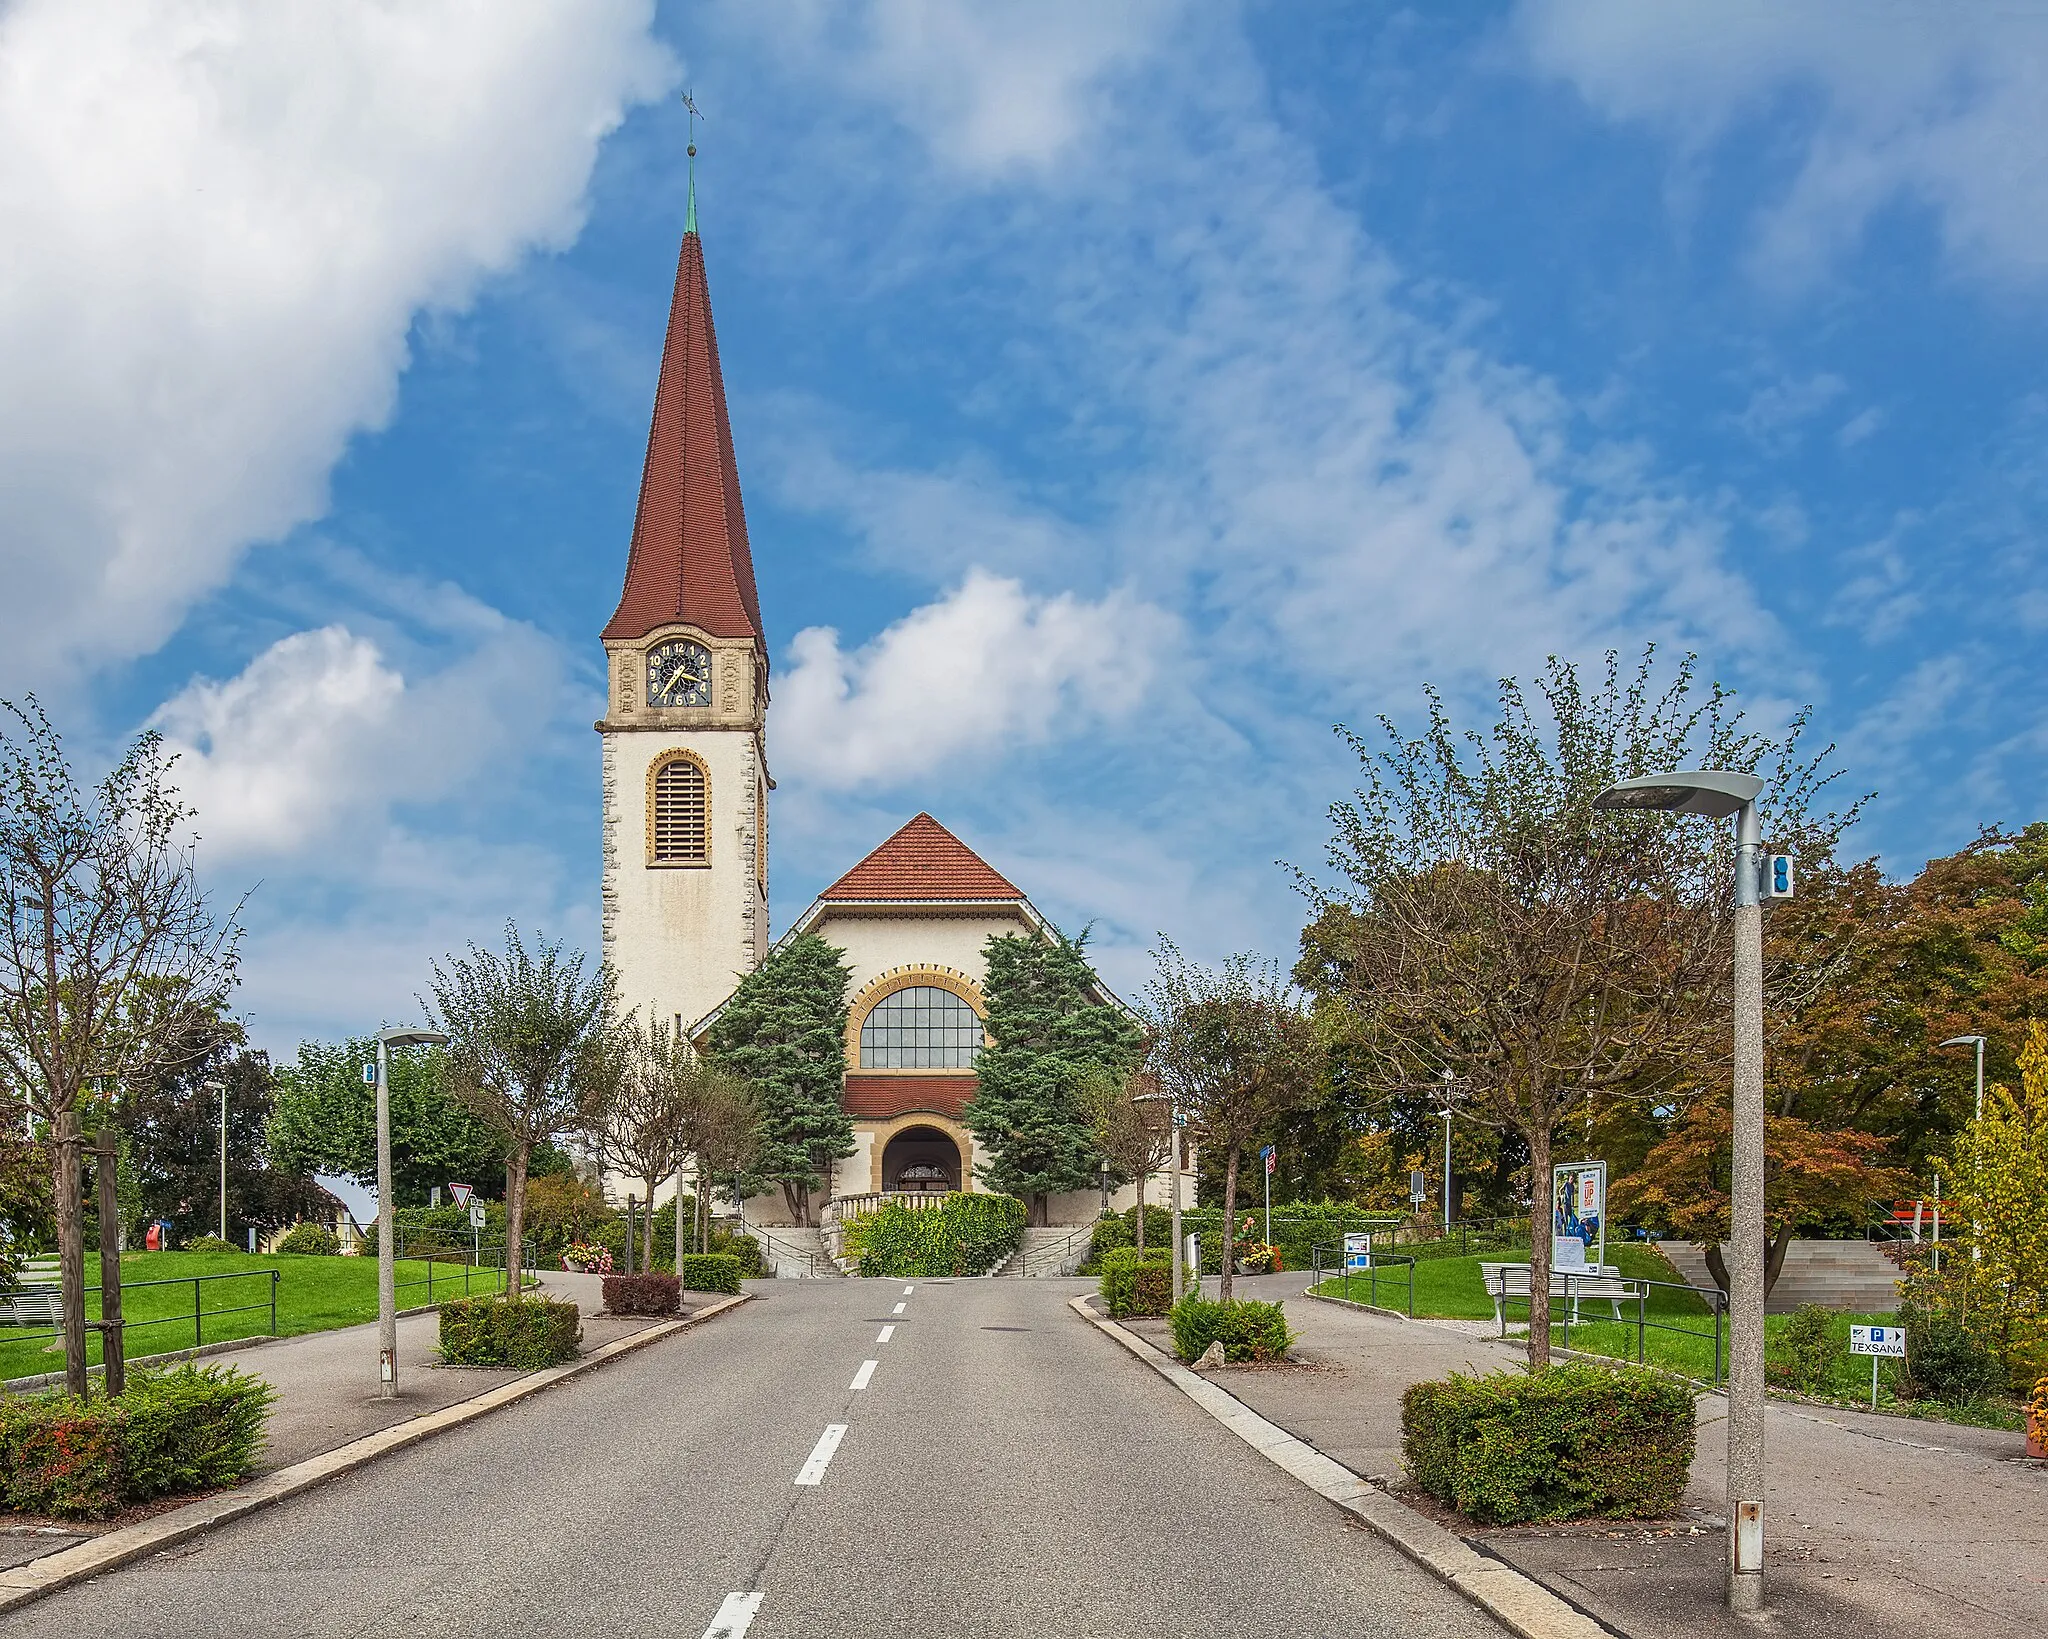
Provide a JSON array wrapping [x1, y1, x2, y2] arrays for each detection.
[[0, 1285, 63, 1327], [1479, 1262, 1642, 1329]]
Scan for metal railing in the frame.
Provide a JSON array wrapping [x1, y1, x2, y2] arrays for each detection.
[[1494, 1269, 1728, 1386], [391, 1229, 531, 1301], [1308, 1242, 1417, 1317], [1015, 1226, 1092, 1277], [0, 1268, 281, 1367], [744, 1224, 830, 1278]]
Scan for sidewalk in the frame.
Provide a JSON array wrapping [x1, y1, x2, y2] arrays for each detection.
[[0, 1270, 666, 1567], [1136, 1275, 2047, 1639]]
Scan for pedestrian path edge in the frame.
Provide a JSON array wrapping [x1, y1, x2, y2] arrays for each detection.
[[0, 1292, 752, 1617], [1068, 1294, 1619, 1639]]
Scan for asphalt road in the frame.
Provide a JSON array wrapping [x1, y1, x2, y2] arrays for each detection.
[[5, 1278, 1505, 1639]]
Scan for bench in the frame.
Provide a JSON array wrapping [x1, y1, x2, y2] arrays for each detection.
[[0, 1285, 63, 1327], [1479, 1262, 1642, 1330]]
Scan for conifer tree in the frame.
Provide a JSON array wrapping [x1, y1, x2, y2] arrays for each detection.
[[704, 933, 853, 1225], [965, 930, 1144, 1225]]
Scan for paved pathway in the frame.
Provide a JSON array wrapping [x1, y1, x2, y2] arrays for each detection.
[[1180, 1279, 2048, 1639], [5, 1278, 1509, 1639]]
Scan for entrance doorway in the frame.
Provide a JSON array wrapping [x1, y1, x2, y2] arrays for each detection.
[[881, 1125, 963, 1194]]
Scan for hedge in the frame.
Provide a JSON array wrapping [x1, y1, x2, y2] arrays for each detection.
[[274, 1222, 339, 1256], [842, 1193, 1026, 1278], [1098, 1248, 1178, 1318], [437, 1296, 581, 1369], [0, 1365, 274, 1520], [1168, 1296, 1292, 1364], [1401, 1362, 1696, 1525], [602, 1273, 681, 1315], [680, 1254, 743, 1295]]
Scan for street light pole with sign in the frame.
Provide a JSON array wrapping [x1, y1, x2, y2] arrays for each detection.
[[1595, 768, 1790, 1614], [373, 1027, 449, 1398], [1939, 1035, 1987, 1264], [204, 1077, 228, 1244]]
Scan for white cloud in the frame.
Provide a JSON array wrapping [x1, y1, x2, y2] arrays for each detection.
[[736, 0, 1185, 176], [151, 609, 562, 861], [774, 570, 1168, 789], [0, 0, 672, 688], [1511, 0, 2048, 291]]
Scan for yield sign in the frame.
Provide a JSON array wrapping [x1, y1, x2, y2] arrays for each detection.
[[448, 1182, 475, 1207]]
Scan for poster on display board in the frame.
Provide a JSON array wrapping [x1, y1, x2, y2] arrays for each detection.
[[1551, 1161, 1606, 1272]]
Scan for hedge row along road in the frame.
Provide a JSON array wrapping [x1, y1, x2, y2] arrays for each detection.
[[7, 1280, 1512, 1639]]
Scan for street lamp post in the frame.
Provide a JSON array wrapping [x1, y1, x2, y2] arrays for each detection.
[[374, 1027, 449, 1399], [1940, 1034, 1987, 1260], [204, 1078, 228, 1244], [1595, 769, 1771, 1614], [1439, 1069, 1456, 1236]]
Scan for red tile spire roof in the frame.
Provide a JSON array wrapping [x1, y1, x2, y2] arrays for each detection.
[[820, 814, 1023, 901], [602, 221, 766, 650]]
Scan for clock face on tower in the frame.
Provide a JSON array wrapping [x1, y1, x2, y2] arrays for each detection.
[[645, 639, 713, 708]]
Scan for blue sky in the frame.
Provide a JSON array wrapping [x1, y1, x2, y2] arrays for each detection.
[[4, 1, 2045, 1054]]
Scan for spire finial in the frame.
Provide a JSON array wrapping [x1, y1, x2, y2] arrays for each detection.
[[681, 89, 704, 234]]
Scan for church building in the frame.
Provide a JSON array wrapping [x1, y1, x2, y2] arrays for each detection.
[[597, 193, 1136, 1228]]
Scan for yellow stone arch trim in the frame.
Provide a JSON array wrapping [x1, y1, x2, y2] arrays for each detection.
[[645, 748, 711, 868], [862, 1110, 975, 1195], [844, 964, 989, 1069]]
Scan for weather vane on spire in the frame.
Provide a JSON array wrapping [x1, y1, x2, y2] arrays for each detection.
[[681, 89, 705, 233]]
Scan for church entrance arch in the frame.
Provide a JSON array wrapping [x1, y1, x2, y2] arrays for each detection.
[[880, 1124, 964, 1195]]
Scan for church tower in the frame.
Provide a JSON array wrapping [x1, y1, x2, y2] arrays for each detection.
[[598, 185, 768, 1035]]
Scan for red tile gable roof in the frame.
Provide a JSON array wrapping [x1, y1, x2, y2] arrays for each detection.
[[820, 814, 1022, 902], [603, 229, 766, 650]]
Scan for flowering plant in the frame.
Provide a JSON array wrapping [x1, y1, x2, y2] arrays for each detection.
[[561, 1241, 613, 1274], [2028, 1376, 2048, 1457]]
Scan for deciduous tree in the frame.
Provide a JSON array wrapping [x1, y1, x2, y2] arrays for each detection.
[[1081, 1068, 1172, 1253], [1147, 945, 1322, 1301], [425, 925, 617, 1300]]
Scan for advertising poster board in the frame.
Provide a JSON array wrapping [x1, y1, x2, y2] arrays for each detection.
[[1343, 1231, 1373, 1271], [1551, 1161, 1607, 1272]]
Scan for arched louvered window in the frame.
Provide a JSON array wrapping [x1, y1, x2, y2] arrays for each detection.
[[648, 754, 709, 865]]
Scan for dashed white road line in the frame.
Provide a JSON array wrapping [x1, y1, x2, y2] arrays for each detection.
[[891, 1301, 906, 1315], [795, 1424, 848, 1486], [876, 1324, 895, 1343], [903, 1285, 915, 1295], [850, 1359, 878, 1390], [702, 1591, 763, 1638]]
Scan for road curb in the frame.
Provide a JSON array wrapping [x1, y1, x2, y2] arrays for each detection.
[[0, 1292, 751, 1617], [1068, 1295, 1616, 1639]]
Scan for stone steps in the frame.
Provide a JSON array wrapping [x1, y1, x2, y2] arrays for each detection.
[[741, 1224, 843, 1279], [1661, 1239, 1903, 1314], [997, 1225, 1095, 1278]]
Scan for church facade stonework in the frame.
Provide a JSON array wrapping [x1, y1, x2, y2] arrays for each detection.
[[600, 211, 1139, 1228]]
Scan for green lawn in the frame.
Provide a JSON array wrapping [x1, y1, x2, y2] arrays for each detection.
[[1311, 1243, 1706, 1324], [1, 1251, 509, 1382]]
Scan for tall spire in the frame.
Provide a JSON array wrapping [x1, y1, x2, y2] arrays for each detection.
[[682, 89, 701, 236], [601, 127, 764, 651]]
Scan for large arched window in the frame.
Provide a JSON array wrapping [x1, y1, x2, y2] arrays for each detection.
[[648, 753, 709, 865], [859, 986, 985, 1069]]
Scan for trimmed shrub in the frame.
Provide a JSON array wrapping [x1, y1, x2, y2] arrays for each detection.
[[181, 1234, 237, 1255], [602, 1272, 681, 1316], [437, 1296, 581, 1369], [1899, 1304, 2005, 1404], [843, 1192, 1026, 1277], [1768, 1304, 1837, 1393], [1099, 1248, 1179, 1318], [119, 1365, 274, 1498], [0, 1395, 126, 1518], [680, 1253, 743, 1295], [1401, 1362, 1696, 1525], [1168, 1295, 1292, 1364], [1081, 1213, 1133, 1272], [274, 1222, 339, 1256]]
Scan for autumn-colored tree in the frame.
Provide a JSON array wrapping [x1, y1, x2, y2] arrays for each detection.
[[1614, 1101, 1903, 1296], [1081, 1068, 1172, 1253]]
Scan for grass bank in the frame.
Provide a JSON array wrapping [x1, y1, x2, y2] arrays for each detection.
[[1, 1251, 510, 1381]]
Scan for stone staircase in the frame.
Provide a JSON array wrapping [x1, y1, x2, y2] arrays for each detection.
[[742, 1224, 844, 1279], [1661, 1239, 1903, 1314], [995, 1224, 1095, 1278]]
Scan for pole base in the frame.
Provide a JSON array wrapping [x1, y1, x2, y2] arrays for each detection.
[[1727, 1570, 1763, 1614]]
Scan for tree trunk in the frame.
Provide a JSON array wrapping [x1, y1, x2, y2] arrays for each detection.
[[504, 1144, 531, 1301], [54, 1110, 88, 1397], [781, 1179, 806, 1225], [1703, 1240, 1730, 1298], [1220, 1145, 1240, 1304], [95, 1129, 126, 1398], [1764, 1225, 1794, 1298], [642, 1172, 659, 1269], [1526, 1121, 1552, 1368], [1134, 1173, 1146, 1256], [697, 1160, 709, 1254]]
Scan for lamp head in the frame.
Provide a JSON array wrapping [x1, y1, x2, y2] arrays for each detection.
[[377, 1027, 450, 1049], [1938, 1035, 1986, 1049], [1593, 770, 1764, 820]]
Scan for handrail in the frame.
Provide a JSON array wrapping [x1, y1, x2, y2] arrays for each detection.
[[1308, 1241, 1417, 1318], [0, 1267, 282, 1355], [1494, 1269, 1728, 1385], [1016, 1226, 1091, 1277]]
